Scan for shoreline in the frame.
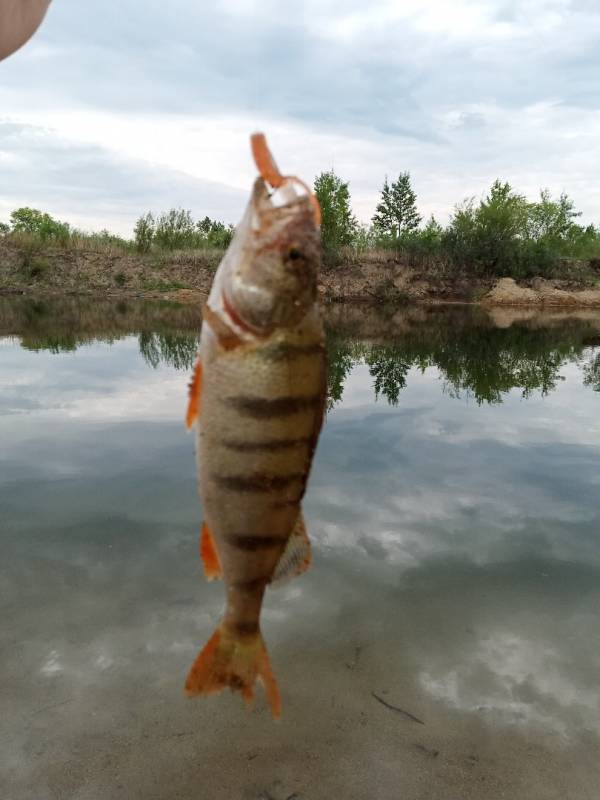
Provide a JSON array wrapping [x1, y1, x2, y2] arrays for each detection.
[[1, 239, 600, 308], [3, 292, 600, 349], [3, 280, 600, 310]]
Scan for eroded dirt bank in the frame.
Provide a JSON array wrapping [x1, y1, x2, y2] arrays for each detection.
[[1, 240, 600, 306]]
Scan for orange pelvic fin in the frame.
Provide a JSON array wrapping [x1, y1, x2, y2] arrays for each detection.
[[200, 522, 222, 581], [186, 359, 202, 429], [270, 511, 312, 587], [185, 623, 281, 719], [250, 132, 321, 225]]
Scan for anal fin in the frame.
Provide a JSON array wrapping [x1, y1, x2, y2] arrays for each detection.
[[270, 511, 311, 588], [201, 522, 222, 580]]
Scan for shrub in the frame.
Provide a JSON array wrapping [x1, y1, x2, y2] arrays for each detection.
[[441, 182, 600, 278], [154, 208, 196, 250], [445, 181, 551, 277], [10, 207, 71, 243], [23, 255, 50, 280], [196, 216, 234, 249]]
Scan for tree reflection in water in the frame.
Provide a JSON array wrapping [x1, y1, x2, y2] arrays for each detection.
[[2, 295, 599, 406], [325, 316, 600, 406]]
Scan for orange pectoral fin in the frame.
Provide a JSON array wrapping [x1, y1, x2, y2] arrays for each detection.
[[200, 522, 222, 580], [186, 360, 202, 429]]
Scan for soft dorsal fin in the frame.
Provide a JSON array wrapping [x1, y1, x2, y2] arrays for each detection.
[[270, 512, 312, 587]]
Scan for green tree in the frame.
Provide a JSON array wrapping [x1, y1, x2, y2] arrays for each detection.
[[314, 170, 358, 264], [445, 181, 531, 276], [134, 212, 155, 252], [372, 173, 421, 240], [10, 207, 70, 242], [527, 189, 581, 243], [0, 221, 9, 236], [524, 189, 600, 259], [475, 180, 529, 273]]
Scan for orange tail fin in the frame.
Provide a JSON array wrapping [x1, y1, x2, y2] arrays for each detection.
[[185, 623, 281, 718]]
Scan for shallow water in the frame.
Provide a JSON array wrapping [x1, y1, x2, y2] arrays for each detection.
[[1, 297, 600, 800]]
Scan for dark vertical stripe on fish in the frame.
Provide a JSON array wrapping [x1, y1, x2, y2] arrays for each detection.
[[226, 535, 287, 551], [225, 394, 323, 418], [230, 620, 260, 636], [257, 342, 325, 362], [214, 473, 304, 493], [220, 436, 313, 453], [230, 577, 269, 591]]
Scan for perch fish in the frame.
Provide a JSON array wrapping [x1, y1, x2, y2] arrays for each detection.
[[185, 134, 326, 717]]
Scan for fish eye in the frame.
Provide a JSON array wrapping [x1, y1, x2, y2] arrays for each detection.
[[288, 247, 303, 261]]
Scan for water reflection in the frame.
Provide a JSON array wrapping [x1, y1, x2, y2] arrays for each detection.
[[326, 314, 600, 406], [1, 295, 600, 799], [584, 350, 600, 390], [138, 332, 198, 371], [3, 296, 599, 406]]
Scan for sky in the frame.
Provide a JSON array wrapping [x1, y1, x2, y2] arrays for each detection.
[[1, 0, 600, 236]]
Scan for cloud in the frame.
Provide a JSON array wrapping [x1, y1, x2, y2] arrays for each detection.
[[0, 0, 599, 231], [0, 121, 246, 233]]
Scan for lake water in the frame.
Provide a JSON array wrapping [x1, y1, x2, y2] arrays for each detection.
[[1, 296, 599, 799]]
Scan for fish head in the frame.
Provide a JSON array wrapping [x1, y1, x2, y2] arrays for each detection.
[[225, 178, 320, 332]]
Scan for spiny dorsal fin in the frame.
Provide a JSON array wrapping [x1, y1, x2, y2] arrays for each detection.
[[270, 512, 311, 588]]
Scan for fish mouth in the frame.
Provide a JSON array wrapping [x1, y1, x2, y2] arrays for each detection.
[[251, 177, 320, 229], [270, 179, 315, 211], [250, 131, 321, 225]]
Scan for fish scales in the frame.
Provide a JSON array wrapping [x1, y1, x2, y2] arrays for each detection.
[[200, 316, 325, 589]]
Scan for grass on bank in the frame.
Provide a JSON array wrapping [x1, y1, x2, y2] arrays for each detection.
[[2, 174, 600, 285]]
